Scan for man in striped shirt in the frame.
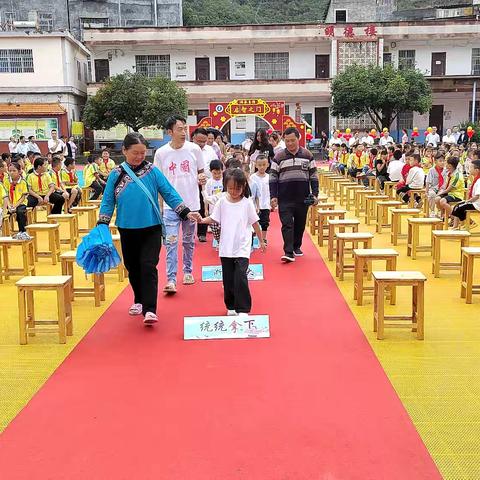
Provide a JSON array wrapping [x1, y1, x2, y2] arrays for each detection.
[[270, 127, 319, 263]]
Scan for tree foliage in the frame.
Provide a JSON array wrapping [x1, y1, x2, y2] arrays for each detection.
[[330, 64, 432, 130], [183, 0, 330, 26], [82, 72, 188, 132]]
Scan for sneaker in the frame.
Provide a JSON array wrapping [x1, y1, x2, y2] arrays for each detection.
[[237, 312, 249, 319], [226, 310, 238, 316], [263, 238, 268, 246], [183, 273, 195, 285], [129, 303, 143, 316], [198, 235, 207, 243], [281, 254, 295, 263], [163, 281, 177, 294], [143, 312, 158, 326], [293, 248, 304, 257], [416, 198, 423, 208]]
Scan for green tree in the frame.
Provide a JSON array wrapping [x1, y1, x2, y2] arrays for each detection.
[[83, 72, 188, 132], [330, 64, 433, 131]]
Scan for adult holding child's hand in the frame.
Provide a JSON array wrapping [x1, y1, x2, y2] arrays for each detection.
[[98, 132, 196, 326]]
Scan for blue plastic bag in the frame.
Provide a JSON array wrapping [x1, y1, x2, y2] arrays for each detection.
[[76, 224, 121, 274]]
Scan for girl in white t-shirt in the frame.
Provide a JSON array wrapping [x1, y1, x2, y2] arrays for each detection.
[[451, 160, 480, 229], [201, 168, 266, 316]]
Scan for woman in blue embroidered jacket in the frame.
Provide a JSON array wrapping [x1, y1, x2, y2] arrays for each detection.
[[98, 133, 202, 326]]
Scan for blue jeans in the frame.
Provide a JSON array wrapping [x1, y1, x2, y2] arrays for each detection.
[[163, 208, 196, 283]]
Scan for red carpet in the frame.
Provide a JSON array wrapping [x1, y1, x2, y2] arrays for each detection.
[[0, 214, 440, 479]]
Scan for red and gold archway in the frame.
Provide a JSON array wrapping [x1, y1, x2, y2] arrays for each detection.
[[189, 98, 306, 147]]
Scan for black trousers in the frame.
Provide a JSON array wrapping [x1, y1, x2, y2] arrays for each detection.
[[89, 180, 104, 200], [118, 225, 162, 315], [197, 185, 208, 237], [13, 205, 27, 232], [27, 192, 64, 214], [376, 174, 390, 191], [258, 209, 270, 231], [221, 257, 251, 313], [452, 202, 477, 221], [278, 201, 308, 255], [397, 186, 421, 204]]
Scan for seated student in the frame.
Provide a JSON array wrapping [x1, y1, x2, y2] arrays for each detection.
[[338, 143, 349, 175], [435, 157, 465, 222], [397, 153, 425, 207], [387, 149, 405, 183], [98, 149, 116, 181], [375, 149, 390, 192], [361, 147, 377, 187], [50, 156, 70, 204], [1, 152, 12, 167], [328, 144, 340, 172], [451, 160, 480, 229], [426, 153, 447, 217], [347, 144, 368, 179], [4, 162, 30, 240], [26, 157, 65, 214], [84, 155, 105, 200], [61, 157, 82, 210], [25, 151, 35, 174], [0, 159, 7, 188]]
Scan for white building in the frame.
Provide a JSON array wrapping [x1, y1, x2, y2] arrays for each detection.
[[0, 31, 90, 152], [84, 19, 480, 144]]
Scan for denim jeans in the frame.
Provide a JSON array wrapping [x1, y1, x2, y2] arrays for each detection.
[[163, 208, 196, 283]]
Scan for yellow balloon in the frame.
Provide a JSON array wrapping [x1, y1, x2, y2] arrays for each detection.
[[307, 128, 312, 134], [427, 127, 432, 132], [345, 128, 351, 134], [467, 126, 473, 131], [413, 127, 418, 132], [382, 127, 388, 132]]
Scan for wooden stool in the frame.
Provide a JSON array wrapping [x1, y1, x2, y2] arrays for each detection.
[[111, 234, 127, 282], [326, 175, 344, 196], [0, 237, 36, 283], [16, 275, 73, 344], [71, 205, 98, 234], [109, 224, 119, 235], [339, 182, 357, 206], [365, 195, 389, 225], [25, 223, 61, 265], [373, 271, 426, 340], [432, 230, 470, 277], [345, 185, 365, 211], [354, 189, 376, 217], [317, 209, 346, 246], [335, 232, 374, 280], [406, 188, 427, 211], [390, 208, 421, 245], [383, 181, 398, 199], [86, 199, 102, 207], [406, 217, 443, 260], [80, 187, 92, 206], [47, 214, 79, 249], [1, 216, 11, 236], [465, 209, 480, 237], [309, 201, 335, 235], [368, 176, 377, 191], [376, 201, 403, 233], [461, 247, 480, 304], [332, 178, 351, 202], [319, 171, 335, 190], [327, 219, 360, 261], [60, 250, 105, 307], [443, 201, 462, 229], [353, 249, 399, 306]]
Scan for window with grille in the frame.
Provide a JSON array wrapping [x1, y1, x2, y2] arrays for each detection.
[[469, 101, 480, 123], [472, 49, 480, 75], [135, 55, 171, 79], [254, 53, 289, 80], [38, 12, 54, 31], [337, 42, 378, 74], [397, 111, 413, 131], [398, 50, 416, 70], [4, 12, 16, 23], [76, 60, 81, 81], [83, 63, 88, 83], [336, 114, 373, 131], [383, 53, 392, 66], [80, 17, 109, 28], [0, 49, 34, 73]]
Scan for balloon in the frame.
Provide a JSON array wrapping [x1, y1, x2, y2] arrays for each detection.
[[306, 133, 313, 141], [467, 129, 475, 139], [413, 127, 418, 132], [306, 128, 312, 134], [427, 127, 432, 133], [467, 126, 473, 132], [267, 129, 273, 135], [345, 128, 351, 134], [382, 127, 388, 133], [343, 133, 352, 141]]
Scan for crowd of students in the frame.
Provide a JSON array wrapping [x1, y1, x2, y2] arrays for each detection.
[[327, 134, 480, 229]]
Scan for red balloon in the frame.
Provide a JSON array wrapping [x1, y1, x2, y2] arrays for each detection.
[[467, 129, 475, 139], [411, 131, 419, 137]]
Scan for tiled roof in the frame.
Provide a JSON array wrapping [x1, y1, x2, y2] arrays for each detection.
[[0, 103, 66, 115]]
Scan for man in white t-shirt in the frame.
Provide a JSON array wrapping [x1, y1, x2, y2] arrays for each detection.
[[27, 135, 41, 154], [15, 136, 29, 156], [8, 136, 17, 154], [379, 131, 394, 147], [387, 152, 405, 182], [425, 126, 441, 147], [361, 131, 374, 146], [442, 128, 456, 145], [48, 129, 66, 155], [328, 131, 342, 147], [154, 115, 205, 293], [192, 127, 218, 242]]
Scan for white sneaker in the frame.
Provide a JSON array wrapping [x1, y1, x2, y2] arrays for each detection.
[[226, 310, 238, 316], [128, 303, 143, 315], [183, 273, 195, 285], [143, 312, 158, 325], [237, 312, 249, 319]]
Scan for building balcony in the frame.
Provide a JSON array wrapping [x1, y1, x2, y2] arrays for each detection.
[[87, 78, 332, 103], [426, 75, 480, 93]]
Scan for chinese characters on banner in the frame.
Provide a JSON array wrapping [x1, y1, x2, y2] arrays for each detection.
[[184, 315, 270, 340], [323, 24, 377, 38]]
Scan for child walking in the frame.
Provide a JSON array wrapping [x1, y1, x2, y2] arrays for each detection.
[[202, 159, 224, 243], [251, 154, 271, 244], [201, 168, 266, 316]]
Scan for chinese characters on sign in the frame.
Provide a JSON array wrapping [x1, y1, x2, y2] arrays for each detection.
[[184, 315, 270, 340], [323, 24, 377, 38]]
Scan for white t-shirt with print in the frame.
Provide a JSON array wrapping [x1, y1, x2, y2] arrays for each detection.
[[203, 178, 224, 214], [472, 180, 480, 211], [199, 144, 218, 178], [210, 196, 259, 259], [154, 140, 205, 211], [251, 172, 270, 210]]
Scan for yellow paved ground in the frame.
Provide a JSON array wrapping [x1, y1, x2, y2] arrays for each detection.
[[310, 177, 480, 480], [0, 210, 127, 431]]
